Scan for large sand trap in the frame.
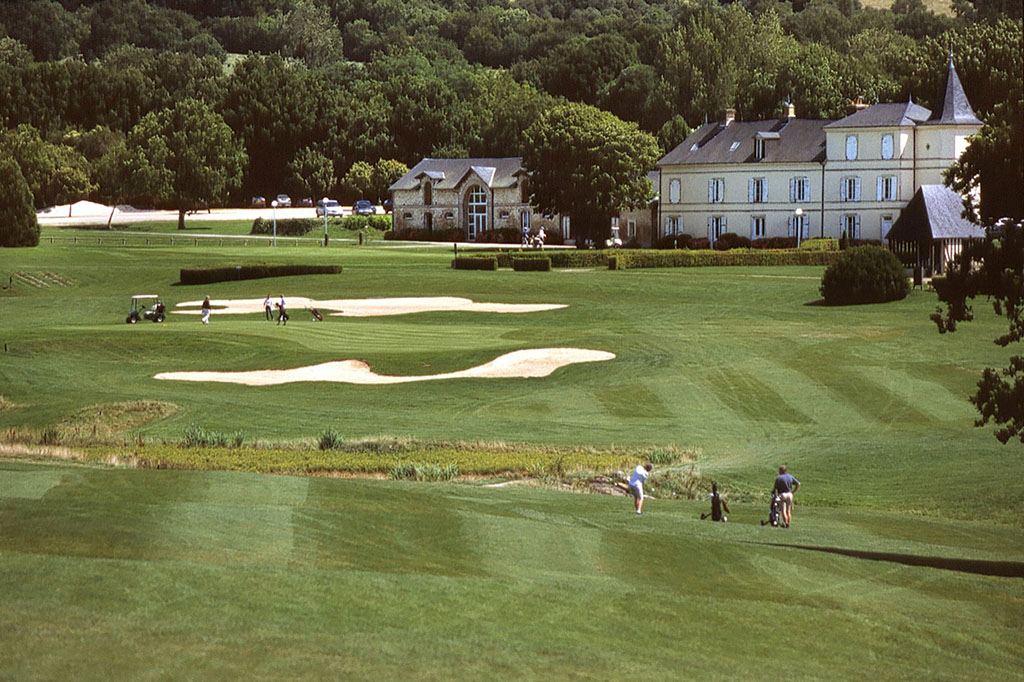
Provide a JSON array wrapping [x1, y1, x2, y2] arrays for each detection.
[[174, 296, 566, 317], [154, 348, 615, 385]]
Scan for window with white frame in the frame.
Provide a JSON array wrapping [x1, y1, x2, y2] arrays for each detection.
[[754, 138, 765, 160], [881, 133, 894, 160], [664, 216, 680, 235], [788, 214, 810, 238], [611, 216, 619, 228], [708, 177, 725, 203], [708, 215, 727, 241], [627, 220, 636, 238], [669, 178, 681, 203], [840, 176, 861, 202], [749, 177, 767, 203], [877, 175, 898, 201], [499, 210, 510, 220], [790, 176, 810, 203], [561, 215, 571, 239], [842, 213, 861, 238], [521, 211, 530, 229], [751, 215, 766, 240], [845, 134, 858, 161]]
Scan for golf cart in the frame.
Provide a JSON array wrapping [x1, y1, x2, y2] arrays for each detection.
[[126, 295, 165, 324], [605, 226, 623, 248]]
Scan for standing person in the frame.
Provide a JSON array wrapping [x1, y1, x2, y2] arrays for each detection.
[[536, 226, 546, 249], [701, 482, 730, 522], [264, 294, 273, 321], [628, 463, 652, 515], [521, 224, 530, 248], [772, 466, 800, 528], [201, 296, 211, 325], [276, 296, 288, 326]]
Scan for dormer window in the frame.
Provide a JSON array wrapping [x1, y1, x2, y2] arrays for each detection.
[[754, 138, 765, 160]]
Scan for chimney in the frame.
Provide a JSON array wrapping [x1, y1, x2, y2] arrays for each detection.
[[724, 108, 736, 125], [846, 97, 868, 115], [782, 101, 796, 119]]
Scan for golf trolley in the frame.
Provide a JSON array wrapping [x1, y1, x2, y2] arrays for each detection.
[[126, 295, 165, 324]]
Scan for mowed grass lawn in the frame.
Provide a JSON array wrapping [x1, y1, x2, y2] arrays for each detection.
[[1, 462, 1021, 681], [1, 234, 1022, 679]]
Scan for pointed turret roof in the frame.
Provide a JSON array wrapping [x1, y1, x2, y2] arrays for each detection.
[[923, 58, 981, 126]]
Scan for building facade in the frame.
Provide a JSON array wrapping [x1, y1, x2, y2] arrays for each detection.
[[657, 60, 981, 245], [389, 157, 564, 241]]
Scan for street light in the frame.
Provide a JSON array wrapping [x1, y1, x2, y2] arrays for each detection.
[[794, 207, 803, 248], [322, 196, 329, 247], [271, 199, 278, 247]]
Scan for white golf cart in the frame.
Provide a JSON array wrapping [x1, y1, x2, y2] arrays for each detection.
[[126, 295, 165, 324]]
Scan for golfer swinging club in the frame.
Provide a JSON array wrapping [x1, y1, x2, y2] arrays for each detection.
[[629, 463, 652, 515]]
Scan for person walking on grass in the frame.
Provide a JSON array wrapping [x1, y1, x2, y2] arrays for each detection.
[[628, 463, 652, 515], [701, 481, 730, 522], [264, 294, 273, 321], [772, 466, 800, 528], [201, 296, 211, 325]]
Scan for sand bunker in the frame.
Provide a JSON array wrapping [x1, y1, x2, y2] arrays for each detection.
[[154, 348, 615, 386], [174, 296, 565, 317]]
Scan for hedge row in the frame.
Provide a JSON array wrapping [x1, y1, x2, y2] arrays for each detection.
[[607, 249, 843, 270], [490, 250, 611, 268], [513, 257, 552, 271], [251, 215, 391, 236], [452, 257, 498, 270], [180, 263, 342, 284], [386, 227, 466, 242]]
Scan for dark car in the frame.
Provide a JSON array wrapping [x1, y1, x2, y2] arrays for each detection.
[[382, 198, 394, 214], [251, 195, 266, 208], [353, 199, 375, 216], [297, 197, 313, 207]]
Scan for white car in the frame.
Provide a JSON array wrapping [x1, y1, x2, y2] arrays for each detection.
[[316, 199, 343, 217], [275, 194, 292, 207]]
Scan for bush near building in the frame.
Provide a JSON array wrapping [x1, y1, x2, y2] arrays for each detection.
[[820, 245, 909, 305]]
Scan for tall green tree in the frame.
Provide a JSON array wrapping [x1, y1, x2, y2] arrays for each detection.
[[522, 103, 659, 248], [0, 124, 93, 211], [0, 156, 39, 247], [932, 222, 1024, 443], [370, 159, 409, 204], [287, 147, 335, 202], [125, 98, 246, 229]]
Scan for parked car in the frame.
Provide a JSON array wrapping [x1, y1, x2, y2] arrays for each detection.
[[316, 198, 343, 217], [353, 199, 375, 216], [382, 198, 394, 213], [251, 196, 266, 208], [275, 194, 292, 207], [297, 197, 313, 207]]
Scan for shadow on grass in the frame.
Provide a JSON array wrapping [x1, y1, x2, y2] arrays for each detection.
[[753, 542, 1024, 578]]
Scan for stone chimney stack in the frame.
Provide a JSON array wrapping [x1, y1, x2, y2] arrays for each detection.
[[846, 97, 868, 115], [782, 101, 796, 119], [724, 108, 736, 125]]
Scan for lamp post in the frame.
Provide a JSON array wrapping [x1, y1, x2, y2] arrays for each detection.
[[794, 207, 803, 248], [322, 196, 329, 247], [271, 199, 278, 247]]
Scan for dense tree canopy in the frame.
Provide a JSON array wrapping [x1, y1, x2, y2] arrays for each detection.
[[0, 0, 1018, 208], [0, 157, 39, 247], [523, 103, 660, 247]]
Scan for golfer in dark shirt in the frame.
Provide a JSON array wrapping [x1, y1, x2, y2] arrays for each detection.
[[772, 466, 800, 528]]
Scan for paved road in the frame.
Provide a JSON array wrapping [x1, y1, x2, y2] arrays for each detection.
[[36, 204, 376, 226]]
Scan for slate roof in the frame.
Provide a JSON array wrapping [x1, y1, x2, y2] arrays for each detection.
[[824, 101, 932, 129], [923, 59, 982, 126], [887, 185, 986, 241], [390, 158, 523, 192], [658, 118, 827, 166]]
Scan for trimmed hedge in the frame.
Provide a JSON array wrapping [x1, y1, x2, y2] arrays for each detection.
[[386, 227, 466, 242], [513, 257, 552, 271], [608, 249, 842, 270], [820, 245, 908, 305], [180, 263, 341, 285], [452, 257, 498, 270], [799, 237, 840, 251], [490, 250, 610, 268], [252, 215, 391, 236]]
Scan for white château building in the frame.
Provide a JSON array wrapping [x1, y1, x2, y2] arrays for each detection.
[[656, 59, 982, 245]]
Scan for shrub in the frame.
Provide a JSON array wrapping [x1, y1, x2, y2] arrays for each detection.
[[713, 233, 751, 251], [180, 264, 341, 285], [0, 157, 39, 247], [820, 245, 909, 305], [751, 236, 798, 249], [385, 227, 465, 242], [181, 425, 239, 448], [513, 257, 551, 271], [609, 249, 841, 269], [452, 257, 498, 270], [475, 227, 521, 243], [388, 462, 460, 481], [799, 237, 839, 252], [318, 429, 342, 451], [654, 234, 693, 249], [251, 215, 390, 236]]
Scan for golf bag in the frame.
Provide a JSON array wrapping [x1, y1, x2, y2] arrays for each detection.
[[760, 492, 781, 527], [310, 308, 323, 322]]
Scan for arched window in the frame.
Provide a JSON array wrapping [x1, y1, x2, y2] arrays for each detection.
[[465, 185, 487, 240], [423, 181, 432, 206]]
